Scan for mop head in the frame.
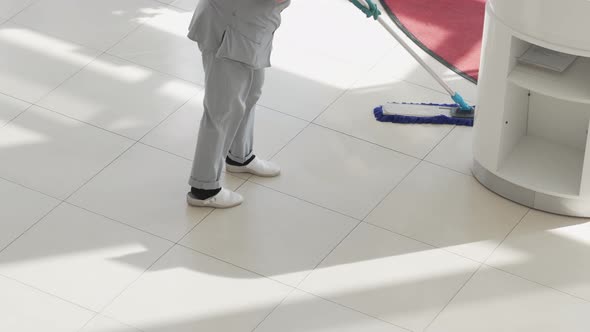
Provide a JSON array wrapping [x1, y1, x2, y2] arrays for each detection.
[[374, 102, 474, 126]]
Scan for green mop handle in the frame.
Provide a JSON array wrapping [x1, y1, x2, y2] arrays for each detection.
[[356, 0, 473, 111]]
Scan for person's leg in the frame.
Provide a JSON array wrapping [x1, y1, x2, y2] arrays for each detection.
[[226, 68, 264, 164], [225, 68, 280, 177], [188, 52, 253, 198]]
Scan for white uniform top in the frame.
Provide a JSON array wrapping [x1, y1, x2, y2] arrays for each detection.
[[188, 0, 291, 69]]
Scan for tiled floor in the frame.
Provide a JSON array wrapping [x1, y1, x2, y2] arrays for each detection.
[[1, 0, 589, 331]]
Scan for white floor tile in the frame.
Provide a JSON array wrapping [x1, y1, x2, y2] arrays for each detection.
[[109, 7, 204, 85], [487, 210, 590, 301], [12, 0, 164, 51], [38, 53, 198, 140], [253, 125, 418, 219], [425, 126, 474, 175], [274, 0, 395, 69], [250, 107, 309, 160], [259, 53, 366, 122], [427, 267, 590, 332], [81, 315, 142, 332], [140, 91, 203, 159], [181, 182, 358, 286], [381, 45, 478, 104], [258, 0, 393, 121], [104, 245, 292, 332], [0, 178, 59, 251], [0, 275, 94, 332], [0, 106, 133, 199], [171, 0, 199, 12], [142, 90, 308, 161], [0, 22, 101, 102], [315, 67, 453, 159], [300, 223, 479, 331], [365, 162, 528, 262], [0, 204, 172, 311], [255, 290, 408, 332], [0, 0, 36, 19], [68, 144, 245, 242], [0, 93, 30, 127]]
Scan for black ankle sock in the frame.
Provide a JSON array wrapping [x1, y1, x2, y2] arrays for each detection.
[[226, 154, 256, 167], [191, 187, 221, 200]]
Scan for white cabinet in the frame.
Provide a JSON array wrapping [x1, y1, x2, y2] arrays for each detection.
[[473, 0, 590, 216]]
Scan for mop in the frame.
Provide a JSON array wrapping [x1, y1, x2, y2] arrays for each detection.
[[357, 0, 476, 126]]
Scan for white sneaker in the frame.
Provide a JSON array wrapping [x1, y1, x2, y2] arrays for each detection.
[[226, 157, 281, 177], [186, 188, 243, 209]]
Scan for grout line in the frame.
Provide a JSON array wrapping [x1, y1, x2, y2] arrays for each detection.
[[249, 288, 299, 332], [33, 104, 138, 141], [263, 122, 309, 163], [78, 313, 146, 332], [424, 208, 530, 331], [360, 159, 421, 221], [293, 158, 421, 290], [422, 125, 456, 161], [293, 220, 362, 288], [305, 45, 392, 126], [0, 200, 62, 254], [361, 221, 482, 265], [0, 272, 99, 314], [481, 264, 590, 304], [0, 91, 36, 106], [32, 48, 106, 105], [84, 181, 252, 327], [421, 159, 473, 177], [0, 104, 34, 130], [245, 179, 362, 221], [310, 88, 350, 125], [262, 39, 399, 165], [76, 315, 99, 332], [16, 0, 190, 111], [136, 91, 201, 143], [153, 0, 191, 12], [138, 141, 192, 162], [295, 288, 414, 332], [63, 202, 176, 244], [311, 122, 422, 161], [479, 207, 590, 303], [423, 262, 484, 331], [265, 125, 307, 161], [255, 102, 312, 124], [105, 52, 204, 89], [174, 242, 295, 290], [61, 71, 200, 203], [174, 208, 217, 245], [63, 142, 136, 202], [0, 175, 62, 201], [95, 243, 176, 314], [4, 0, 40, 22], [482, 209, 531, 263]]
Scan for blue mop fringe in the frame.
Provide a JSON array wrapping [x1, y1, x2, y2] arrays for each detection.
[[373, 105, 474, 127]]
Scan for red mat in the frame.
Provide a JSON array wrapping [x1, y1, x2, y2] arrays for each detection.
[[380, 0, 485, 83]]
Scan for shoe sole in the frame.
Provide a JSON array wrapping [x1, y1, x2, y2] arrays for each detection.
[[226, 165, 281, 177], [186, 194, 243, 209]]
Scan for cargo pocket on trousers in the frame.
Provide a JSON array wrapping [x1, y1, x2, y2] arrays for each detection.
[[215, 24, 272, 69]]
